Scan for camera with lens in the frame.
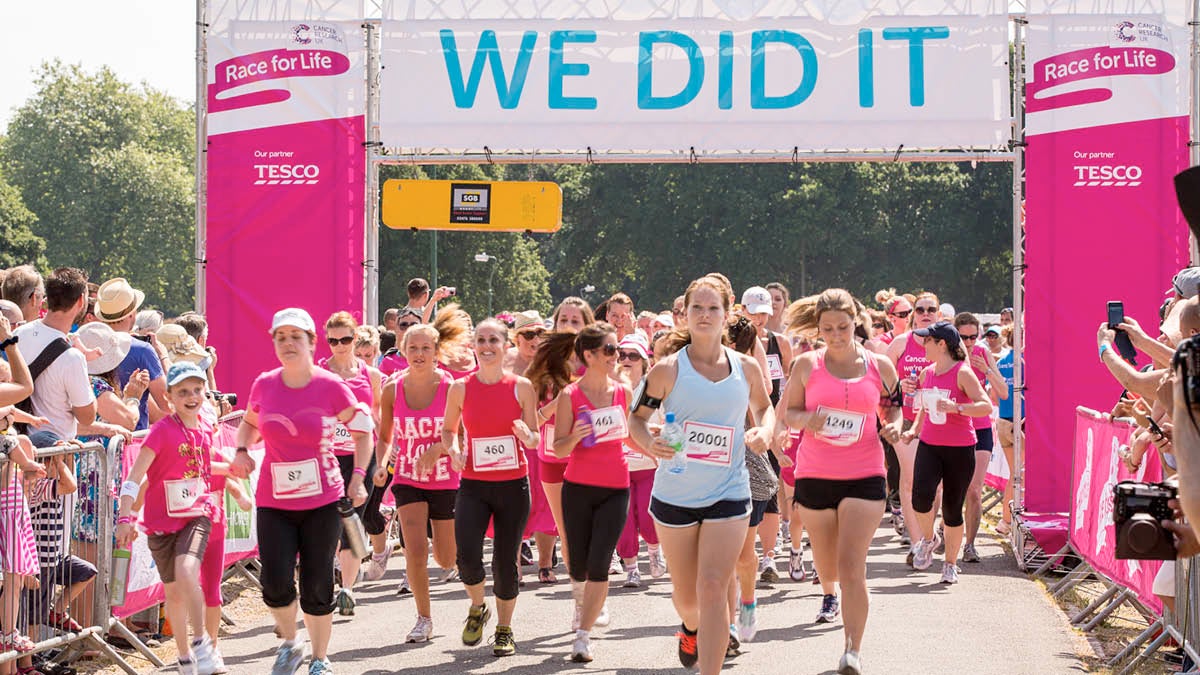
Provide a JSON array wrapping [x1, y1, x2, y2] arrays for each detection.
[[1113, 481, 1177, 560], [209, 391, 238, 408], [1174, 335, 1200, 407]]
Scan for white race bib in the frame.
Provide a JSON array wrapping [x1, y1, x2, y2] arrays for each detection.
[[270, 459, 322, 500], [624, 444, 657, 472], [539, 424, 558, 461], [682, 421, 735, 466], [164, 478, 207, 518], [588, 405, 628, 443], [330, 423, 354, 454], [471, 435, 520, 472], [816, 406, 866, 447], [765, 354, 785, 381]]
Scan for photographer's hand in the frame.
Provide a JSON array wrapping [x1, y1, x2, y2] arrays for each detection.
[[1164, 499, 1200, 558], [1097, 323, 1115, 351]]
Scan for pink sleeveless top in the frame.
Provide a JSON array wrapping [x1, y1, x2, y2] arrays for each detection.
[[319, 358, 374, 456], [391, 372, 460, 491], [896, 334, 931, 421], [795, 348, 885, 481], [563, 383, 630, 489], [917, 361, 977, 447], [968, 344, 992, 431]]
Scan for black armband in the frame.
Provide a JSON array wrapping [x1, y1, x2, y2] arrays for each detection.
[[635, 388, 663, 411]]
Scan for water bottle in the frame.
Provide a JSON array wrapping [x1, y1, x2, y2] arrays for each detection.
[[338, 498, 370, 560], [575, 407, 596, 448], [110, 548, 131, 606], [660, 412, 687, 475]]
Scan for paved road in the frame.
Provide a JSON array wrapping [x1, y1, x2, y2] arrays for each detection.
[[210, 521, 1092, 674]]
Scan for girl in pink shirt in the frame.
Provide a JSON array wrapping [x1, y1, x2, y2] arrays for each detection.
[[899, 320, 993, 584], [782, 289, 903, 675]]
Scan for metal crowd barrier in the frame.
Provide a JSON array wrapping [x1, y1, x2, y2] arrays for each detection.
[[0, 437, 160, 674]]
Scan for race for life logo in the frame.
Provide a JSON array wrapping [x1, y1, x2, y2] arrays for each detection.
[[254, 164, 320, 186], [1110, 20, 1169, 47]]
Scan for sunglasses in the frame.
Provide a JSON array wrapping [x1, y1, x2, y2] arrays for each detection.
[[518, 330, 544, 340], [986, 333, 1001, 339], [326, 336, 354, 346], [960, 333, 979, 341], [914, 307, 938, 314], [618, 350, 643, 361], [872, 323, 887, 330], [890, 310, 912, 319], [593, 344, 618, 356], [396, 322, 418, 330]]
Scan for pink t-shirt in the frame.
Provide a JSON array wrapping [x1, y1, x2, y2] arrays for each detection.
[[390, 372, 460, 491], [140, 416, 219, 535], [248, 368, 356, 511], [319, 358, 375, 456], [896, 334, 931, 421], [563, 383, 630, 489], [209, 448, 229, 527], [917, 362, 977, 447], [380, 353, 409, 377], [795, 349, 886, 481], [968, 344, 992, 431]]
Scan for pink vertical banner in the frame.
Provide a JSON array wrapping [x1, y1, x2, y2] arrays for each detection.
[[1069, 408, 1163, 614], [1023, 8, 1190, 514], [205, 15, 366, 402]]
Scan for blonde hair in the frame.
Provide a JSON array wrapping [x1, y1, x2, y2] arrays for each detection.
[[914, 291, 940, 307], [354, 324, 379, 348], [784, 288, 870, 337], [661, 277, 731, 354], [402, 303, 470, 355], [325, 311, 358, 332]]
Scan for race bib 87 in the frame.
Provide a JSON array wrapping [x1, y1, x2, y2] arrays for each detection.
[[270, 459, 322, 500]]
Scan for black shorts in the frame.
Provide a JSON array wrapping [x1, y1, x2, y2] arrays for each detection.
[[391, 484, 457, 521], [764, 493, 780, 515], [749, 499, 771, 527], [650, 497, 751, 528], [975, 427, 995, 453], [793, 477, 887, 511]]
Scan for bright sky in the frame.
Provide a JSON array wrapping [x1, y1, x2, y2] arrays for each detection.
[[0, 2, 195, 131]]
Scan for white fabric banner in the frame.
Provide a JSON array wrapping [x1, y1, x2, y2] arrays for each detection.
[[380, 14, 1009, 154]]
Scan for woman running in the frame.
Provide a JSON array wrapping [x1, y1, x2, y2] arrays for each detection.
[[900, 321, 993, 584], [782, 289, 903, 675], [874, 289, 913, 346], [885, 292, 940, 559], [440, 318, 540, 656], [616, 334, 664, 588], [374, 308, 470, 643], [952, 313, 1008, 563], [551, 322, 634, 662], [629, 276, 775, 675], [231, 309, 372, 675], [319, 312, 383, 617], [553, 297, 595, 334], [765, 282, 790, 336]]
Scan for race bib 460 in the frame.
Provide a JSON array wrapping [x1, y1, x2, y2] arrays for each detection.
[[471, 435, 520, 472]]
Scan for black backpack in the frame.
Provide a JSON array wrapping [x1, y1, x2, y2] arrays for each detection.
[[13, 337, 72, 435]]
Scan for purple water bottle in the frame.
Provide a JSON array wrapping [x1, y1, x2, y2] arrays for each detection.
[[576, 407, 596, 447]]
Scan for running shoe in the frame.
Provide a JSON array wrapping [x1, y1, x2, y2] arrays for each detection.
[[491, 626, 516, 657], [891, 509, 904, 535], [934, 525, 946, 555], [788, 548, 807, 582], [397, 573, 412, 595], [812, 567, 821, 585], [270, 640, 306, 675], [594, 603, 611, 627], [308, 658, 333, 675], [912, 538, 934, 571], [520, 540, 534, 567], [781, 520, 791, 544], [440, 567, 459, 583], [364, 550, 390, 582], [177, 658, 198, 675], [906, 542, 917, 568], [727, 624, 741, 657], [609, 552, 622, 575], [623, 568, 642, 588], [838, 649, 863, 675], [676, 629, 699, 669], [648, 548, 667, 578], [759, 555, 780, 583], [941, 562, 960, 585], [406, 616, 433, 643], [210, 649, 229, 675], [962, 543, 981, 563], [816, 594, 841, 623], [192, 635, 218, 675], [900, 531, 911, 547], [737, 603, 758, 642], [462, 604, 491, 646], [571, 631, 593, 663], [336, 588, 356, 616]]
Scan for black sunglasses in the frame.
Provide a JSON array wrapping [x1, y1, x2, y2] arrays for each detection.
[[326, 336, 354, 346], [890, 310, 912, 319], [959, 333, 979, 341], [914, 307, 938, 314], [593, 344, 618, 356], [396, 321, 418, 330], [518, 330, 544, 340], [872, 323, 887, 330], [618, 350, 643, 361]]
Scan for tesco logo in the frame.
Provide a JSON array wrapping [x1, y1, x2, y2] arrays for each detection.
[[253, 164, 320, 185], [1072, 165, 1143, 187]]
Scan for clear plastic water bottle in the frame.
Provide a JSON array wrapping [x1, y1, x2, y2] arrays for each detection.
[[660, 412, 686, 475], [110, 548, 131, 606]]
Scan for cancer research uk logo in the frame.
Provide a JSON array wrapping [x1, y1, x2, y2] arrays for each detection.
[[290, 23, 345, 49], [253, 163, 320, 186], [1111, 20, 1169, 46]]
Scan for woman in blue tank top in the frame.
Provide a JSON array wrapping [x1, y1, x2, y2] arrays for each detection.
[[629, 276, 775, 675]]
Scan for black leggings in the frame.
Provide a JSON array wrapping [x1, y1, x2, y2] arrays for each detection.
[[912, 441, 976, 528], [455, 478, 530, 601], [257, 503, 342, 616], [561, 480, 630, 582], [337, 454, 381, 542]]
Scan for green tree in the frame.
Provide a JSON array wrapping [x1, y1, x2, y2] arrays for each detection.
[[0, 166, 47, 270], [2, 62, 195, 313]]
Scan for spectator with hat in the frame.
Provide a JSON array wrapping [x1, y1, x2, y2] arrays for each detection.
[[1170, 267, 1200, 300], [984, 325, 1005, 357], [96, 278, 168, 430], [506, 311, 545, 376]]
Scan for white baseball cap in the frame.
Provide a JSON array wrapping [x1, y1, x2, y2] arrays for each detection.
[[740, 286, 773, 316], [269, 308, 316, 335]]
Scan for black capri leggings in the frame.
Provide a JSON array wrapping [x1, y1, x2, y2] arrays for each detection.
[[257, 503, 342, 616], [561, 480, 630, 582], [912, 441, 976, 528], [337, 454, 381, 543], [455, 478, 530, 601]]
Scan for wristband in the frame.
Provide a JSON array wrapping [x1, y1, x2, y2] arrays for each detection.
[[1099, 343, 1111, 359], [0, 336, 18, 350], [352, 466, 367, 478], [120, 480, 141, 499], [235, 447, 249, 454], [124, 397, 141, 407], [117, 516, 135, 525]]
